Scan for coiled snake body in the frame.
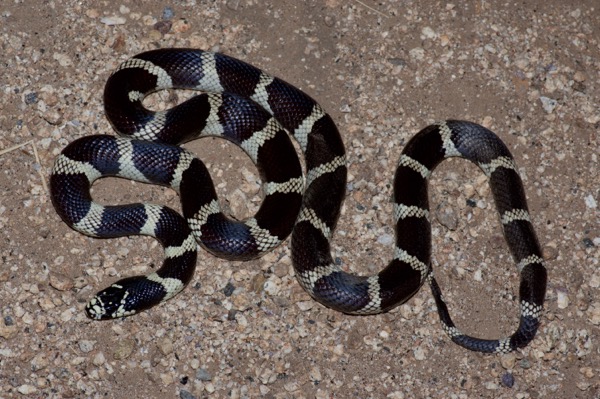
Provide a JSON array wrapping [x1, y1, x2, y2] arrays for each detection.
[[50, 49, 547, 353]]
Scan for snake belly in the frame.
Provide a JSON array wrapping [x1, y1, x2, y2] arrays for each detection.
[[50, 48, 547, 353]]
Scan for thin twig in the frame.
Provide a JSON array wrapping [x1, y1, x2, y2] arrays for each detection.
[[30, 140, 49, 194], [349, 95, 369, 105], [0, 139, 49, 194], [353, 0, 389, 18], [0, 140, 33, 156]]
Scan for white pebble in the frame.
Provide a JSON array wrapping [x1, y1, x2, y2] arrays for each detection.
[[205, 383, 216, 393], [584, 194, 597, 209], [79, 340, 95, 353], [409, 47, 425, 61], [310, 366, 322, 382], [296, 301, 314, 311], [93, 352, 106, 366], [284, 381, 299, 392], [160, 373, 174, 386], [259, 385, 270, 395], [101, 16, 127, 25], [60, 308, 74, 322], [52, 53, 73, 67], [18, 385, 37, 395], [31, 353, 49, 371], [588, 303, 600, 325], [556, 290, 569, 309], [589, 273, 600, 288], [386, 391, 405, 399], [332, 344, 344, 356], [421, 26, 436, 39], [263, 279, 280, 296], [539, 96, 558, 113], [377, 233, 394, 246], [158, 338, 174, 355], [413, 347, 426, 360]]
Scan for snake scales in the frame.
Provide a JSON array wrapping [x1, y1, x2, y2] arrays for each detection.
[[50, 49, 547, 353]]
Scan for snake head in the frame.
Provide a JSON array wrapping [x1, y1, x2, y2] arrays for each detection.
[[85, 276, 166, 320], [85, 282, 138, 320]]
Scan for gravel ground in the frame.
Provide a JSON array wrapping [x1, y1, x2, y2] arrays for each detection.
[[1, 1, 599, 398]]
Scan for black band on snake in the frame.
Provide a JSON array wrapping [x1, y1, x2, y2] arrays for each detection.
[[50, 48, 547, 353]]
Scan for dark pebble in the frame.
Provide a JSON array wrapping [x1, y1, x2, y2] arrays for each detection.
[[154, 20, 172, 35], [223, 282, 235, 297], [24, 92, 38, 105], [519, 358, 531, 369], [388, 57, 408, 66], [196, 368, 212, 381], [162, 6, 174, 20], [501, 372, 515, 388], [179, 390, 196, 399], [582, 237, 594, 248]]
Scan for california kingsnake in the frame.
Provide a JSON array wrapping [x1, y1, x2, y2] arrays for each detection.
[[50, 48, 547, 353]]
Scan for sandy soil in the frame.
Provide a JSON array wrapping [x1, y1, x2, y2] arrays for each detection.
[[0, 1, 598, 398]]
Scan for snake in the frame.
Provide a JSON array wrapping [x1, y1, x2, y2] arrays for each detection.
[[50, 48, 547, 353]]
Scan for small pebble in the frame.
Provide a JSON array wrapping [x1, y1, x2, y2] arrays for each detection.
[[501, 373, 515, 388], [556, 289, 570, 309], [158, 338, 174, 355], [30, 353, 49, 371], [421, 26, 436, 39], [226, 0, 241, 11], [500, 353, 516, 369], [180, 390, 196, 399], [296, 301, 314, 311], [310, 367, 322, 382], [154, 20, 172, 35], [93, 352, 106, 366], [222, 282, 235, 297], [588, 303, 600, 325], [24, 92, 38, 105], [172, 19, 190, 33], [584, 194, 597, 209], [78, 340, 95, 353], [49, 272, 74, 291], [195, 368, 212, 382], [100, 16, 126, 25], [582, 237, 594, 248], [377, 233, 393, 245], [436, 208, 459, 230], [162, 6, 175, 20], [413, 347, 426, 360], [263, 279, 280, 296], [113, 339, 135, 360], [17, 385, 37, 395], [160, 373, 174, 386], [519, 359, 531, 369], [539, 96, 558, 113]]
